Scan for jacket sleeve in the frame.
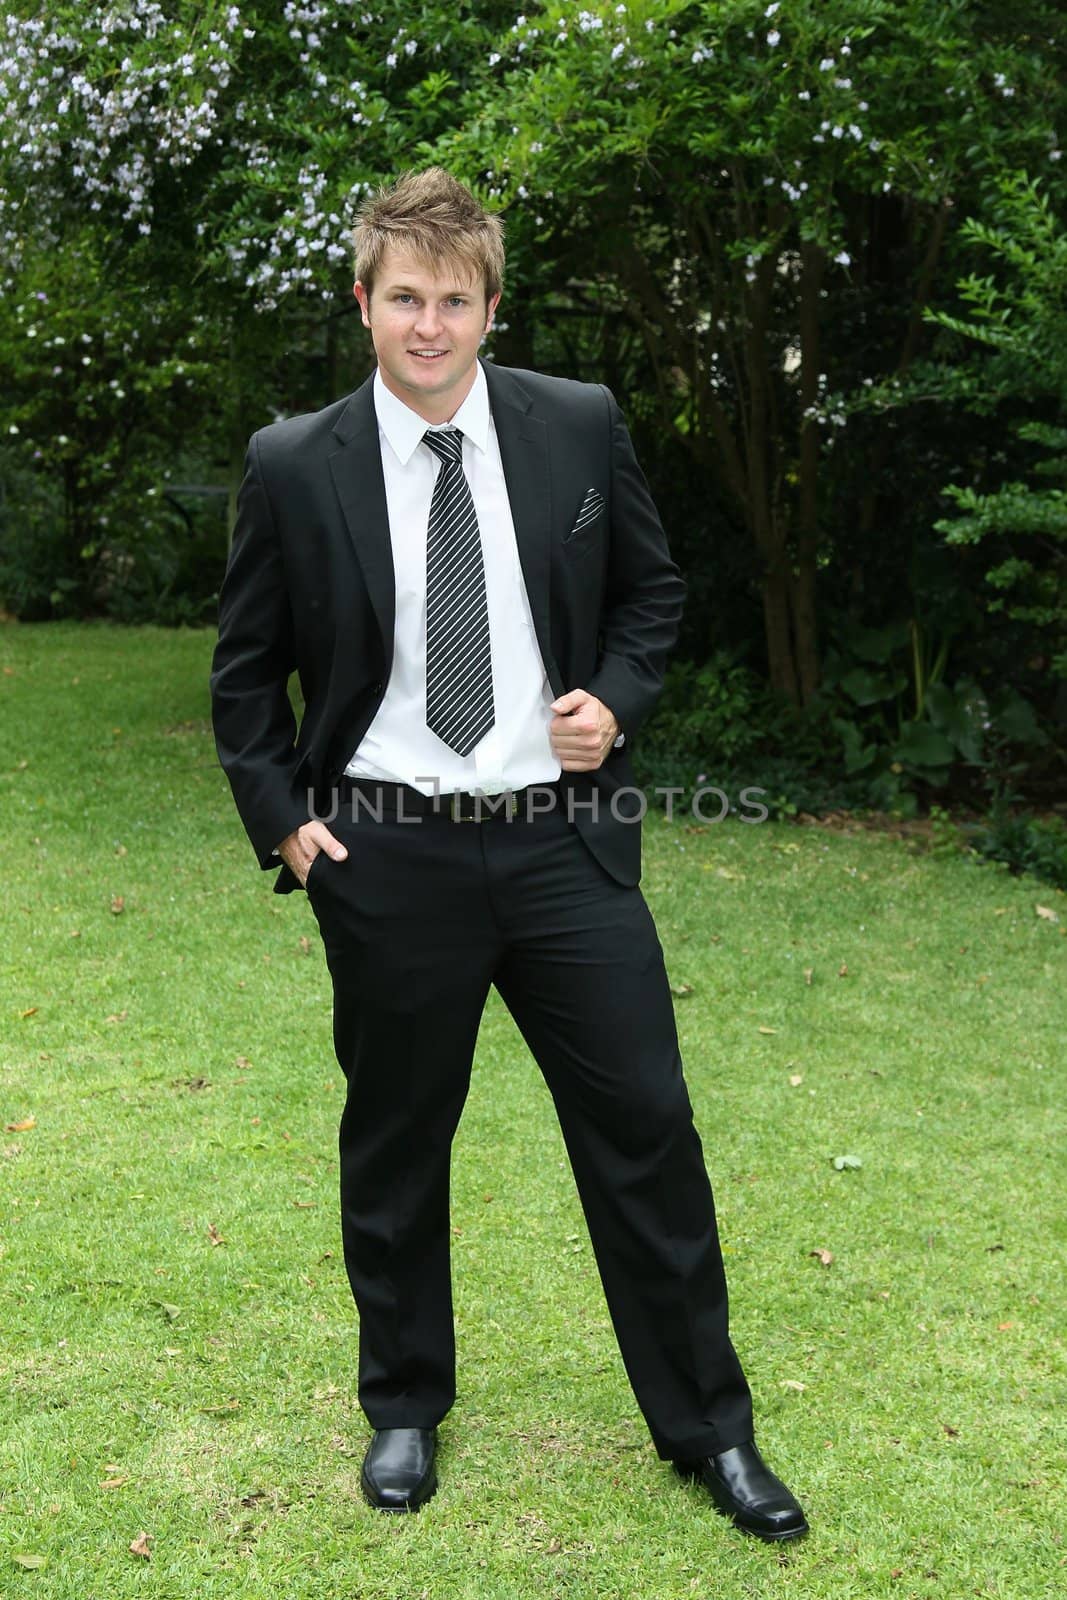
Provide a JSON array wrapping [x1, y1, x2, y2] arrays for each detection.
[[209, 433, 310, 868], [584, 385, 687, 738]]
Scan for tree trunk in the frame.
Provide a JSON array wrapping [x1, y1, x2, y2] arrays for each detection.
[[761, 565, 801, 702]]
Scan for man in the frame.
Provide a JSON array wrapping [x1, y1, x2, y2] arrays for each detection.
[[210, 167, 806, 1541]]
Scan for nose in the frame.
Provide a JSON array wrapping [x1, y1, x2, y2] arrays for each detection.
[[413, 300, 444, 341]]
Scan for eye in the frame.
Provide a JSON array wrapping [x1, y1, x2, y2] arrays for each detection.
[[447, 297, 467, 308], [395, 293, 415, 305]]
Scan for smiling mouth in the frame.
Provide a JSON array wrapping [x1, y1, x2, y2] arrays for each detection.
[[410, 349, 449, 361]]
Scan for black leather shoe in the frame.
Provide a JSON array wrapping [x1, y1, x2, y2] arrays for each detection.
[[675, 1440, 808, 1542], [360, 1427, 438, 1512]]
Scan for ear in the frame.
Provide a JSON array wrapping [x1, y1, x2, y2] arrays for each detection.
[[485, 290, 502, 333], [353, 280, 372, 329]]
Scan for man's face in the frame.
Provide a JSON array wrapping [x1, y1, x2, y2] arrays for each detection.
[[354, 247, 500, 423]]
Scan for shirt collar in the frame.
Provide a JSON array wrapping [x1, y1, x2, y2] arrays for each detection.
[[373, 360, 490, 466]]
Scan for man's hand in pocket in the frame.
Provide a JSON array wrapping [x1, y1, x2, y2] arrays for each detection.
[[277, 821, 348, 888]]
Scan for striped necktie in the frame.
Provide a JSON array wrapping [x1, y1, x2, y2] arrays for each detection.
[[423, 427, 495, 756]]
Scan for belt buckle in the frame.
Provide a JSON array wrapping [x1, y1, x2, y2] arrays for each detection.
[[449, 791, 481, 823], [448, 789, 518, 822]]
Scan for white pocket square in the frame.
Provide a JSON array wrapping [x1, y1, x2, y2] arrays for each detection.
[[568, 487, 605, 539]]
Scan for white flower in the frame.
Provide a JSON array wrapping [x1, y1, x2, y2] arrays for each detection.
[[834, 250, 851, 266], [765, 1, 780, 13], [767, 30, 780, 46], [819, 57, 834, 71], [385, 51, 397, 67], [611, 42, 625, 59], [798, 89, 810, 100]]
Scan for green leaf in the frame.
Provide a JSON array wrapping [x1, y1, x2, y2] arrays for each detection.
[[924, 682, 986, 764], [992, 693, 1046, 746], [840, 667, 906, 707], [832, 1155, 863, 1172], [893, 722, 956, 769]]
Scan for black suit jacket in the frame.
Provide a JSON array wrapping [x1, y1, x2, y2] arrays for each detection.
[[210, 358, 686, 893]]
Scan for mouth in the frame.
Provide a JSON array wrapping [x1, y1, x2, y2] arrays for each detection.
[[409, 349, 449, 363]]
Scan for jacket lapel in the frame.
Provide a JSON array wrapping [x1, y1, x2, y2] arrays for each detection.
[[328, 373, 396, 676], [481, 359, 555, 680]]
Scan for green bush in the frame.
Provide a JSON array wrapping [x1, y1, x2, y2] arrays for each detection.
[[0, 446, 73, 619], [972, 810, 1067, 891]]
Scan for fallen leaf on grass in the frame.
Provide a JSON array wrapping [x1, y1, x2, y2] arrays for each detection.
[[299, 936, 311, 955], [5, 1116, 35, 1133], [207, 1223, 225, 1246], [782, 1379, 806, 1392], [128, 1532, 151, 1560], [110, 895, 125, 915], [789, 1074, 804, 1087], [19, 1007, 38, 1020], [998, 1321, 1015, 1332], [670, 982, 694, 998], [803, 967, 813, 986], [1035, 904, 1059, 923], [809, 1248, 834, 1267], [293, 1200, 315, 1209], [941, 1424, 959, 1438], [199, 1398, 240, 1414], [832, 1154, 863, 1171], [100, 1476, 128, 1490], [757, 1025, 777, 1035], [105, 1010, 128, 1024], [235, 1055, 252, 1070], [838, 962, 849, 977], [13, 1554, 48, 1570]]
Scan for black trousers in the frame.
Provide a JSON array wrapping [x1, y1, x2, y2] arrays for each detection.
[[306, 782, 753, 1461]]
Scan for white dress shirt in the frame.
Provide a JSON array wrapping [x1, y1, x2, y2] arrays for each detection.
[[345, 364, 561, 796]]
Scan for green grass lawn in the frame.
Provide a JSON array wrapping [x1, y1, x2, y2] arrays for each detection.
[[1, 622, 1064, 1600]]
